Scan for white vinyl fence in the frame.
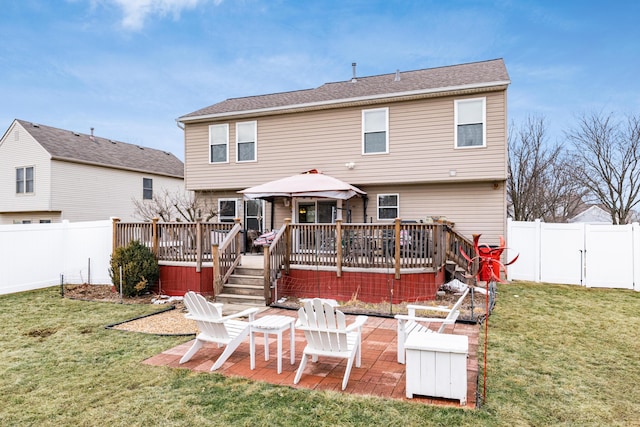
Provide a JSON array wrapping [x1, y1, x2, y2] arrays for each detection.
[[507, 219, 640, 290], [0, 220, 112, 295]]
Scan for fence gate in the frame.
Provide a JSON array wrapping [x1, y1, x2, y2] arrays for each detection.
[[539, 223, 584, 285]]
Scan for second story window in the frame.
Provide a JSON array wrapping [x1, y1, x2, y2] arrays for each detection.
[[16, 166, 34, 194], [377, 193, 399, 220], [455, 97, 486, 148], [236, 121, 257, 162], [209, 124, 229, 163], [143, 178, 153, 200], [363, 108, 389, 154]]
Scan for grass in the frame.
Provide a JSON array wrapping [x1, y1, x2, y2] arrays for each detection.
[[1, 283, 639, 426]]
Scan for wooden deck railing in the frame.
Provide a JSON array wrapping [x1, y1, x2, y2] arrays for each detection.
[[114, 217, 469, 302]]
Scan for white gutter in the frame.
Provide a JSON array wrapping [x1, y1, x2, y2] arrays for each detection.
[[177, 80, 511, 123]]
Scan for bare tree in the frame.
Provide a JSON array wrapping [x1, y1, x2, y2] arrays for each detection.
[[567, 112, 640, 224], [508, 115, 583, 221], [132, 190, 218, 222]]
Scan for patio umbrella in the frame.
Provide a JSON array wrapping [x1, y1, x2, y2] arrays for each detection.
[[238, 169, 366, 201]]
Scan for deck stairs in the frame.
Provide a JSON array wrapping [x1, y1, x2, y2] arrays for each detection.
[[215, 257, 266, 306]]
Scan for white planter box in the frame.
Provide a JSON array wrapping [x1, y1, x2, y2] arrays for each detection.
[[405, 331, 468, 405]]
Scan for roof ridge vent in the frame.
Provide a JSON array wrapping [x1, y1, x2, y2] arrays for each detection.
[[73, 132, 80, 136]]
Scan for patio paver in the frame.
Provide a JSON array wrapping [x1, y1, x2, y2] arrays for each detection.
[[143, 307, 479, 408]]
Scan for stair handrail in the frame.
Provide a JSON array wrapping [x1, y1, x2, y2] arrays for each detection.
[[263, 222, 288, 305], [212, 221, 243, 296], [444, 225, 476, 275]]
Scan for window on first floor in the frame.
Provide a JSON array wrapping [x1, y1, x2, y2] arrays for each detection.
[[236, 121, 257, 162], [362, 108, 389, 154], [16, 166, 34, 194], [219, 199, 238, 222], [143, 178, 153, 200], [377, 193, 399, 220], [209, 123, 229, 163], [455, 97, 486, 148]]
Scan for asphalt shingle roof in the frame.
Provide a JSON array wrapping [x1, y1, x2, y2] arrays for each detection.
[[16, 119, 184, 178], [181, 58, 509, 119]]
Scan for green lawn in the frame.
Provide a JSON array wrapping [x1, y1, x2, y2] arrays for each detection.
[[1, 282, 639, 426]]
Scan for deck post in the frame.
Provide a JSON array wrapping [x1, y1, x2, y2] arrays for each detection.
[[263, 244, 272, 305], [111, 217, 120, 254], [394, 218, 402, 279], [284, 218, 291, 274], [212, 243, 221, 295], [336, 219, 343, 277], [234, 218, 242, 259], [196, 220, 202, 272], [151, 217, 159, 257]]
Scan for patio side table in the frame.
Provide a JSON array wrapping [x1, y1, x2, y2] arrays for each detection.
[[249, 315, 295, 374]]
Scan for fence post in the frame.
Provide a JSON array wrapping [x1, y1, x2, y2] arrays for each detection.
[[336, 219, 343, 277], [111, 217, 120, 255], [263, 244, 271, 305], [151, 217, 159, 257]]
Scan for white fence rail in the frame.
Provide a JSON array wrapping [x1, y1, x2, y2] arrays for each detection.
[[507, 219, 639, 291], [0, 220, 112, 295]]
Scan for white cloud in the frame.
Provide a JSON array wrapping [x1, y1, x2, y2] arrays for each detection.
[[110, 0, 223, 30]]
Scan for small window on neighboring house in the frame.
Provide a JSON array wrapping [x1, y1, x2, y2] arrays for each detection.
[[219, 199, 238, 222], [377, 194, 399, 220], [143, 178, 153, 200], [455, 98, 486, 148], [209, 124, 229, 163], [363, 108, 389, 154], [40, 220, 51, 223], [16, 166, 34, 194], [236, 121, 257, 162]]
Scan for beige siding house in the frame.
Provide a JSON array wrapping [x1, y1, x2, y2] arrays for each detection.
[[178, 59, 510, 243], [0, 119, 185, 224]]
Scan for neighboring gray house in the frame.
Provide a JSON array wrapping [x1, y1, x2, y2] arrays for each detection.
[[0, 119, 185, 224]]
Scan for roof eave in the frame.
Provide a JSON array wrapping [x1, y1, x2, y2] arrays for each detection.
[[50, 156, 184, 179], [178, 80, 511, 123]]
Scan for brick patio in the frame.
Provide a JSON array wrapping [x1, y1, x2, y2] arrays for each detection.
[[143, 306, 479, 408]]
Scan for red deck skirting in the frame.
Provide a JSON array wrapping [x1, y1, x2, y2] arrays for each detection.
[[157, 265, 214, 297]]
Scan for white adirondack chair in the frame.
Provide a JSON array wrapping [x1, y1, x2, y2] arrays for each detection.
[[293, 298, 368, 390], [395, 287, 470, 364], [180, 291, 259, 371]]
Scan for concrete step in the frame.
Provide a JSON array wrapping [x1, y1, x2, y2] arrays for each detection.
[[215, 293, 265, 306]]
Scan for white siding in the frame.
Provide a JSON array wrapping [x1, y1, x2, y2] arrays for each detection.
[[0, 122, 53, 218], [50, 161, 184, 222]]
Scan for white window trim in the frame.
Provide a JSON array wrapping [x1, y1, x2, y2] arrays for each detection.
[[16, 166, 35, 195], [218, 198, 238, 222], [454, 97, 486, 149], [377, 193, 399, 221], [142, 178, 153, 200], [236, 121, 257, 163], [209, 123, 229, 164], [362, 107, 389, 155]]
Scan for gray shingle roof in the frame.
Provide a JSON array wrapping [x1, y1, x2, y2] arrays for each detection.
[[180, 58, 509, 120], [16, 119, 184, 178]]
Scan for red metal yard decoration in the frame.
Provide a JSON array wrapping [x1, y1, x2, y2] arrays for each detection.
[[461, 234, 518, 405]]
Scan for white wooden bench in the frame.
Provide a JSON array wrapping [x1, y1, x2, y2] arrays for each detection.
[[395, 287, 470, 364]]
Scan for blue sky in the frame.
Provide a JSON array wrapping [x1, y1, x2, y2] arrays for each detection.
[[1, 0, 639, 161]]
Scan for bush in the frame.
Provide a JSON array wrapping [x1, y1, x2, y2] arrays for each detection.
[[109, 240, 159, 297]]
